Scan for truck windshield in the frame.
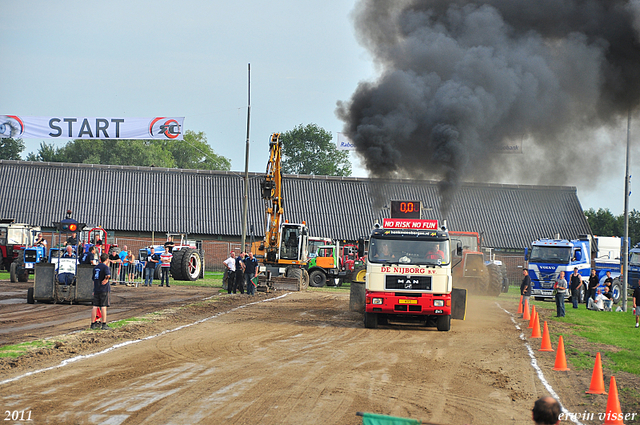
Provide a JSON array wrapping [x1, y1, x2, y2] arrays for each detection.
[[369, 237, 450, 265], [529, 246, 572, 263], [630, 252, 640, 266]]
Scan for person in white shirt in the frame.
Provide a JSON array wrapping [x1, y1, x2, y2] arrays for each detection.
[[223, 252, 236, 294]]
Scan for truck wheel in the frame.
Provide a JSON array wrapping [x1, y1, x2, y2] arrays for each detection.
[[486, 263, 502, 297], [436, 315, 451, 331], [309, 270, 327, 287], [27, 287, 35, 304], [364, 312, 378, 329], [611, 279, 622, 304], [10, 262, 18, 283], [352, 266, 366, 283]]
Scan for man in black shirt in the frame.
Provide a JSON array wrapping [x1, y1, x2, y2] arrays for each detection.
[[569, 267, 583, 309], [587, 269, 599, 301], [520, 269, 531, 317], [64, 232, 77, 246], [91, 253, 111, 330], [244, 252, 259, 296]]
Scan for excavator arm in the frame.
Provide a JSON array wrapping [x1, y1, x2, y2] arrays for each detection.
[[259, 133, 283, 263]]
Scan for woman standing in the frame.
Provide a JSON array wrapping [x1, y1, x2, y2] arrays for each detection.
[[554, 271, 567, 317]]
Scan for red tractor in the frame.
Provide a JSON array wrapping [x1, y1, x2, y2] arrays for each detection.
[[449, 231, 506, 296], [0, 219, 40, 276]]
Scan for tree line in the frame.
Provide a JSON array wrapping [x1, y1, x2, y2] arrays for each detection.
[[584, 208, 640, 246], [0, 123, 352, 176]]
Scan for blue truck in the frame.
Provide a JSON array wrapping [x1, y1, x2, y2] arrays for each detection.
[[627, 244, 640, 291], [525, 235, 623, 304]]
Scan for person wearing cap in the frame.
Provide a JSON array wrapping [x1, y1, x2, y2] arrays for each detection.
[[223, 251, 236, 294]]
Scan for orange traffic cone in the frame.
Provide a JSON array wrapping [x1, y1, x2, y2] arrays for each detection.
[[539, 321, 554, 351], [530, 312, 542, 338], [586, 352, 607, 395], [528, 305, 537, 329], [523, 299, 530, 321], [553, 335, 570, 371], [603, 376, 624, 424], [517, 296, 523, 314]]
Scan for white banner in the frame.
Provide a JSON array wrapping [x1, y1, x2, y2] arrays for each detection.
[[0, 115, 184, 140], [336, 132, 356, 150]]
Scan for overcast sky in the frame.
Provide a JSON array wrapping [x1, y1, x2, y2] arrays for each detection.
[[3, 0, 637, 217]]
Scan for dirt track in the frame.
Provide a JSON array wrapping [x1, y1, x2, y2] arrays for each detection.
[[0, 282, 635, 425]]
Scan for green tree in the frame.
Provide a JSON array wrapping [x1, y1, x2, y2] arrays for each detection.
[[26, 131, 230, 171], [584, 207, 640, 246], [164, 130, 231, 171], [0, 137, 25, 160], [280, 123, 351, 176]]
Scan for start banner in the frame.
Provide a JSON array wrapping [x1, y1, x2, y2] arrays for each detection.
[[0, 115, 184, 140]]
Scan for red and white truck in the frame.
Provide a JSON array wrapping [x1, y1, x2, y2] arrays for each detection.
[[363, 201, 467, 331]]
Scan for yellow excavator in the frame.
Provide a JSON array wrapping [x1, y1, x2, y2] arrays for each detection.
[[251, 133, 309, 290]]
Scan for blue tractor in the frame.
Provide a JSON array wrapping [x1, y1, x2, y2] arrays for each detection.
[[11, 240, 47, 283]]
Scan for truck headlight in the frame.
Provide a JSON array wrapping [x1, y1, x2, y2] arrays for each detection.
[[434, 300, 444, 307], [372, 298, 383, 305]]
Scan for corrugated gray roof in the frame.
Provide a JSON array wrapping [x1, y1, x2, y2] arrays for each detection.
[[0, 160, 591, 249]]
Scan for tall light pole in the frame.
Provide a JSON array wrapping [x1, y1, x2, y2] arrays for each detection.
[[241, 64, 251, 252], [623, 109, 631, 312]]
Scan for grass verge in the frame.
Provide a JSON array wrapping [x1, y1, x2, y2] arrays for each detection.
[[503, 285, 639, 375], [0, 340, 55, 358]]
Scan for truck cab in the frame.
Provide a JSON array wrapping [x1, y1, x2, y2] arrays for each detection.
[[364, 218, 466, 331]]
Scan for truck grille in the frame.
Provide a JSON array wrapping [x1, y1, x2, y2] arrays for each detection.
[[385, 276, 431, 290]]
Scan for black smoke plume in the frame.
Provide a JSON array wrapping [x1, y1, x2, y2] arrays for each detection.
[[337, 0, 640, 217]]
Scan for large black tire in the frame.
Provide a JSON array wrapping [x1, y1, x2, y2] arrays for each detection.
[[352, 266, 366, 283], [27, 287, 35, 304], [364, 312, 378, 329], [199, 249, 205, 279], [287, 268, 305, 289], [154, 265, 162, 280], [473, 269, 489, 294], [611, 279, 622, 304], [309, 269, 327, 287], [10, 262, 18, 283], [486, 263, 502, 297], [170, 248, 202, 281], [437, 315, 451, 331]]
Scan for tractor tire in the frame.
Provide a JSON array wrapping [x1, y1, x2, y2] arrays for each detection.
[[611, 279, 622, 304], [309, 270, 327, 287], [486, 263, 503, 297], [473, 268, 490, 294], [352, 266, 366, 283], [287, 267, 306, 290], [436, 315, 451, 331], [154, 265, 162, 280], [18, 268, 29, 282], [364, 312, 378, 329], [10, 262, 18, 283], [199, 249, 205, 279], [170, 248, 202, 281], [27, 287, 35, 304], [301, 269, 309, 290]]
